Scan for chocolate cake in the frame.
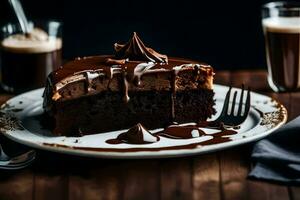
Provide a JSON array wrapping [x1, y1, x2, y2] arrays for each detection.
[[43, 33, 215, 136]]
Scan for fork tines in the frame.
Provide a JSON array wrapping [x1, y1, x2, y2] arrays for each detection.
[[211, 85, 251, 127], [227, 84, 251, 116]]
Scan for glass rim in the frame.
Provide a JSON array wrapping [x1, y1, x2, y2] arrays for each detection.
[[1, 20, 63, 41], [1, 19, 63, 29], [263, 1, 300, 11]]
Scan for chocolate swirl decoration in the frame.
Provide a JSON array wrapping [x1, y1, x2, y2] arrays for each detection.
[[114, 32, 168, 63]]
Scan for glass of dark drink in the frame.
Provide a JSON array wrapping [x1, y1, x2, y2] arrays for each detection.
[[262, 2, 300, 92], [0, 20, 62, 93]]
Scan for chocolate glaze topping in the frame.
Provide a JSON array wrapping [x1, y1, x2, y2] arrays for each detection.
[[47, 56, 209, 102]]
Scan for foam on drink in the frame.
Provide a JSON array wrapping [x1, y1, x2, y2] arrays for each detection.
[[263, 17, 300, 33], [1, 28, 62, 53]]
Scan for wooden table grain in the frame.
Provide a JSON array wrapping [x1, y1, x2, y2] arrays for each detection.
[[0, 70, 300, 200]]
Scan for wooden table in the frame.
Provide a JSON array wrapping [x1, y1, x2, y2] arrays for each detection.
[[0, 70, 300, 200]]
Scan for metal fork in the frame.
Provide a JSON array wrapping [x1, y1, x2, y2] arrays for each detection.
[[209, 85, 251, 127], [0, 142, 35, 170]]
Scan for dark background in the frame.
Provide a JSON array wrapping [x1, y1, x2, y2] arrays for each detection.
[[0, 0, 286, 70]]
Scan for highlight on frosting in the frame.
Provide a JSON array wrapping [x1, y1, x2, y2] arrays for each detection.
[[114, 32, 168, 63]]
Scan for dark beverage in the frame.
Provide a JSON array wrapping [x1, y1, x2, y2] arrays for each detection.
[[1, 49, 62, 92], [0, 28, 62, 93], [263, 17, 300, 91]]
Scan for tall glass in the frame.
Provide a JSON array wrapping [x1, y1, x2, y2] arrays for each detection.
[[0, 20, 62, 93], [262, 2, 300, 92]]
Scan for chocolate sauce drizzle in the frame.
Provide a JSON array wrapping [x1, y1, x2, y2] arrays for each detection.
[[105, 122, 237, 147], [158, 124, 237, 145]]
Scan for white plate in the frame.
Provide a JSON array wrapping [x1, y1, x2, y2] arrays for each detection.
[[0, 84, 287, 159]]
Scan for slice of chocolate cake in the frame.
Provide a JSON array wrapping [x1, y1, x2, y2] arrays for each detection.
[[43, 33, 215, 136]]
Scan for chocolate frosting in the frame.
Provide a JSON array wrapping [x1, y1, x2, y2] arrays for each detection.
[[114, 32, 168, 63]]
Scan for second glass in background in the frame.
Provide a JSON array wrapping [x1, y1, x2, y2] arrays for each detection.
[[262, 2, 300, 92]]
